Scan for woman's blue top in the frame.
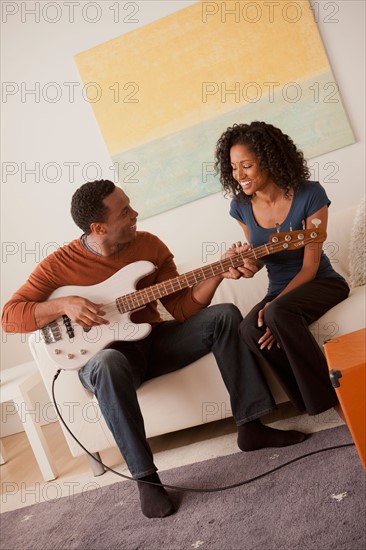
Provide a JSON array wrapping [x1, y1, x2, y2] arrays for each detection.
[[230, 181, 346, 296]]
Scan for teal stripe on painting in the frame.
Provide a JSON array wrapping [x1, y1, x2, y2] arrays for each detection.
[[113, 71, 354, 219]]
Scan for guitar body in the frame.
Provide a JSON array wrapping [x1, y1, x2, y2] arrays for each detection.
[[38, 260, 156, 370]]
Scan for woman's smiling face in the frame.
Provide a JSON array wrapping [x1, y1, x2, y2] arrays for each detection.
[[230, 143, 274, 195]]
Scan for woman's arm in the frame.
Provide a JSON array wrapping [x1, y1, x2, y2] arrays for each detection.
[[257, 205, 328, 349], [237, 221, 265, 270], [270, 204, 328, 298], [190, 242, 260, 305], [238, 220, 251, 242]]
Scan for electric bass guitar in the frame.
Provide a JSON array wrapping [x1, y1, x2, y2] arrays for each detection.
[[39, 224, 326, 370]]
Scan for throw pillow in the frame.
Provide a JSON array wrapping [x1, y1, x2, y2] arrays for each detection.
[[348, 196, 366, 288]]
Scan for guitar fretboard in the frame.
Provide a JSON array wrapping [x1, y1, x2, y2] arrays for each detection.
[[115, 241, 275, 314], [114, 225, 326, 314]]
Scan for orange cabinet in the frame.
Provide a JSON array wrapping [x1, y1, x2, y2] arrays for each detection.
[[325, 328, 366, 471]]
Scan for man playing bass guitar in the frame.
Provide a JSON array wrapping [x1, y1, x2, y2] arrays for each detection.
[[2, 180, 306, 518]]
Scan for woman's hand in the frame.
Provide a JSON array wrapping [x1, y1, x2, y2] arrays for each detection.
[[257, 302, 280, 350], [221, 242, 259, 280]]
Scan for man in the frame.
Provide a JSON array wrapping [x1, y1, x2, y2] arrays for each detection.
[[2, 180, 305, 518]]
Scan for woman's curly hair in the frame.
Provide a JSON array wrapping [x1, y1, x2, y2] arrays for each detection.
[[71, 179, 116, 234], [215, 121, 310, 201]]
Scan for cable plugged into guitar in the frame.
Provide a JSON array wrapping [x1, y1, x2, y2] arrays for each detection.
[[52, 369, 354, 492]]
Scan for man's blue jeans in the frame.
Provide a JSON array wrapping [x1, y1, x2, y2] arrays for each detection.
[[78, 304, 276, 478]]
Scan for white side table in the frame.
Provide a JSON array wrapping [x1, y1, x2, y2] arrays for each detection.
[[0, 361, 58, 481]]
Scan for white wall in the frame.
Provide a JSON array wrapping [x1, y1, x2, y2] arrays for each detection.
[[1, 0, 365, 370]]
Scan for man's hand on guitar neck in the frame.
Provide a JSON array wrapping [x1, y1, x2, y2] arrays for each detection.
[[35, 296, 109, 329], [222, 241, 262, 280], [190, 242, 261, 306]]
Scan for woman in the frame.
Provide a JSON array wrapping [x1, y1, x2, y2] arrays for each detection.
[[215, 121, 349, 417]]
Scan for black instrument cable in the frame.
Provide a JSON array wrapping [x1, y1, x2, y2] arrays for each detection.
[[52, 369, 355, 492]]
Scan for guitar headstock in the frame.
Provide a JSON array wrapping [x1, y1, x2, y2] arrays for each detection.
[[267, 226, 327, 251]]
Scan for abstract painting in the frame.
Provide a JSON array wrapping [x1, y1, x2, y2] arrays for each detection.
[[75, 0, 354, 219]]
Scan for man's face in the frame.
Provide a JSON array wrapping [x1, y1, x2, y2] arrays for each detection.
[[101, 187, 138, 246]]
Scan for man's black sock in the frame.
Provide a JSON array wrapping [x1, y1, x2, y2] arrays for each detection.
[[137, 472, 175, 519]]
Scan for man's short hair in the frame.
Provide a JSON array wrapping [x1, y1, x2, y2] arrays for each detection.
[[71, 180, 116, 234]]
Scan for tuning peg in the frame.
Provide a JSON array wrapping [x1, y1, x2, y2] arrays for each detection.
[[311, 218, 321, 228], [275, 222, 281, 233], [289, 221, 293, 231], [302, 219, 306, 230]]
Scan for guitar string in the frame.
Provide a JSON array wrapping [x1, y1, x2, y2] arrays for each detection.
[[77, 236, 317, 317], [86, 248, 263, 316]]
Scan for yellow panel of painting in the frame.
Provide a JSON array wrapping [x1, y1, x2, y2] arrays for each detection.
[[75, 1, 329, 155]]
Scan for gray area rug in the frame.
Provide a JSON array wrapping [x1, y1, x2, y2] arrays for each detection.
[[1, 426, 365, 550]]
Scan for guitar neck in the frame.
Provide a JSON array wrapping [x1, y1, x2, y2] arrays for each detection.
[[116, 241, 273, 314]]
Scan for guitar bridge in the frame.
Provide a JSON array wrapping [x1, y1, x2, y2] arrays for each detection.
[[40, 321, 62, 345]]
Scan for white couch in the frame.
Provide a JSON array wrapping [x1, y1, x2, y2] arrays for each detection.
[[29, 202, 365, 465]]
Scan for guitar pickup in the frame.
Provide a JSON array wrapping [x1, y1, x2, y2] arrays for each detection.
[[62, 315, 75, 339]]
